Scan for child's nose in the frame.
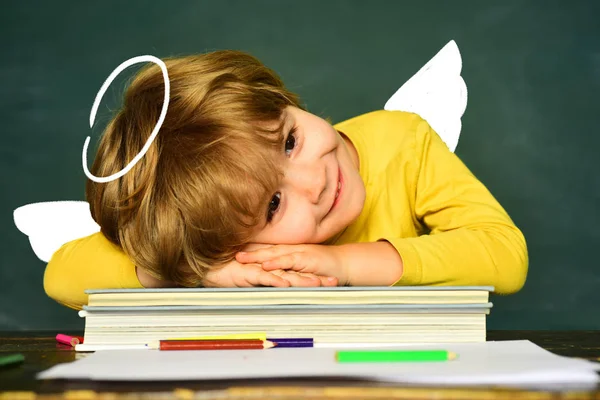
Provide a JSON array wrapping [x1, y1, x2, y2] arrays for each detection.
[[289, 165, 327, 204]]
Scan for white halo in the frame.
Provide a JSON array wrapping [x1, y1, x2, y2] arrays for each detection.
[[82, 55, 170, 183]]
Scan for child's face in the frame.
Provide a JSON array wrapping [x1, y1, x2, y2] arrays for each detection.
[[250, 106, 366, 245]]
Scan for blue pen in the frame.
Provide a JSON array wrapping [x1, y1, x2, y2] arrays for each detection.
[[268, 338, 313, 348]]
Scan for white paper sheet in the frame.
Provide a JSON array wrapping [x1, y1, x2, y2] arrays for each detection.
[[38, 340, 599, 389]]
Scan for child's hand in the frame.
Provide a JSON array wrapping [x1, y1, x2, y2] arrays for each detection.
[[202, 261, 289, 288], [202, 261, 332, 288], [202, 244, 338, 288], [235, 244, 347, 286]]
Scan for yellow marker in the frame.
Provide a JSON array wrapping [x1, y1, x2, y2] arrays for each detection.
[[167, 332, 267, 341]]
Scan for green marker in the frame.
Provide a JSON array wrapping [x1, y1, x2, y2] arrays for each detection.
[[336, 350, 456, 363], [0, 353, 25, 368]]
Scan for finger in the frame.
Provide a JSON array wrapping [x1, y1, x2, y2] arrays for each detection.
[[252, 270, 291, 288], [236, 245, 301, 264], [282, 272, 321, 287], [262, 254, 303, 272], [272, 270, 321, 287], [241, 243, 276, 253], [318, 275, 339, 287], [231, 264, 289, 288]]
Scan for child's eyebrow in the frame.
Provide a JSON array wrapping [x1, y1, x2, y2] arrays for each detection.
[[282, 110, 296, 135]]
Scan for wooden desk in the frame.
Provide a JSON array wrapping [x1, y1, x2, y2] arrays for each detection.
[[1, 331, 599, 399]]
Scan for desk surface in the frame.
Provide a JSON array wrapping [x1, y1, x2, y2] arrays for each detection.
[[1, 330, 599, 399]]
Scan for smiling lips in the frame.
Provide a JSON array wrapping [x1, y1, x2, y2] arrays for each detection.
[[328, 167, 343, 215]]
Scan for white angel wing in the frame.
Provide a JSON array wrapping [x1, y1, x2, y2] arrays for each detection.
[[384, 40, 467, 153], [14, 201, 100, 263]]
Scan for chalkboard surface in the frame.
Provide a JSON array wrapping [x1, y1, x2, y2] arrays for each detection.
[[2, 1, 599, 330]]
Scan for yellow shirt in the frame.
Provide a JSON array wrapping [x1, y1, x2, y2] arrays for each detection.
[[334, 110, 528, 293], [44, 110, 528, 310]]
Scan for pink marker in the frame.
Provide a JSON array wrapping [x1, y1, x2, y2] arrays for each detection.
[[56, 333, 83, 347]]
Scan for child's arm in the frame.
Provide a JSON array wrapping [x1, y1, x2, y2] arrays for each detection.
[[44, 232, 142, 310], [378, 118, 528, 294], [45, 233, 333, 310]]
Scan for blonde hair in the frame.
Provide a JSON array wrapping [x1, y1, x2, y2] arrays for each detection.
[[86, 50, 303, 287]]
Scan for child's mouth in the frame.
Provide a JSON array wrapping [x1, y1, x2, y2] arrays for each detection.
[[330, 167, 343, 212]]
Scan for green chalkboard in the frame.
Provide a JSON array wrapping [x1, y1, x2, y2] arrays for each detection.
[[2, 0, 599, 330]]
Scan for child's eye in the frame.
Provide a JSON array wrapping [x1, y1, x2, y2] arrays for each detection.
[[266, 192, 281, 223], [284, 126, 298, 156], [265, 126, 297, 223]]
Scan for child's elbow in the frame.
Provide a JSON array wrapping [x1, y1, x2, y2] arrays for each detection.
[[44, 246, 84, 310], [493, 226, 529, 295]]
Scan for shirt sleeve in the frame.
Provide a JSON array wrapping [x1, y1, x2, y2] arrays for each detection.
[[381, 118, 529, 294], [44, 232, 142, 310]]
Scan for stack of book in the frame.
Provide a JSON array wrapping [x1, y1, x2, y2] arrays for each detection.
[[76, 286, 493, 351]]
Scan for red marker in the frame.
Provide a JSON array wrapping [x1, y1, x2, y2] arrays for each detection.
[[56, 333, 84, 347], [154, 339, 276, 351]]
